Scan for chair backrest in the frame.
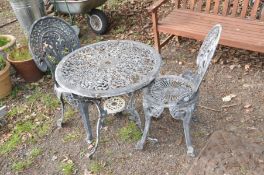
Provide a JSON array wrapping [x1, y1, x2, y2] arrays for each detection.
[[194, 24, 222, 92], [174, 0, 264, 20], [29, 16, 80, 79]]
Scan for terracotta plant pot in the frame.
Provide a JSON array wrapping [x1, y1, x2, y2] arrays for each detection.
[[0, 61, 12, 99], [0, 35, 16, 52], [7, 46, 43, 82]]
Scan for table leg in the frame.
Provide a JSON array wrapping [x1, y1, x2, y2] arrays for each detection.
[[88, 100, 107, 159], [78, 100, 93, 144], [125, 92, 142, 130]]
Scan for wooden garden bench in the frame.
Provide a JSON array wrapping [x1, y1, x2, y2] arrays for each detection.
[[148, 0, 264, 53]]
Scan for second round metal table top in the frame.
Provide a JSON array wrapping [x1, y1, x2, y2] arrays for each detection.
[[55, 40, 162, 98]]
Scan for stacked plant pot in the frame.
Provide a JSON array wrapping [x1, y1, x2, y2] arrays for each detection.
[[7, 46, 43, 82]]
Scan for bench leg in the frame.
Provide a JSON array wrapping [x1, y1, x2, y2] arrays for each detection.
[[151, 11, 161, 53]]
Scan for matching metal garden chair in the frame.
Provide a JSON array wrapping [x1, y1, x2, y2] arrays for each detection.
[[28, 16, 93, 138], [136, 24, 222, 157]]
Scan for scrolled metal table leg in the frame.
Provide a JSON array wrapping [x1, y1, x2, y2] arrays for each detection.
[[88, 100, 107, 159], [78, 100, 93, 144], [126, 92, 142, 131], [57, 94, 65, 128]]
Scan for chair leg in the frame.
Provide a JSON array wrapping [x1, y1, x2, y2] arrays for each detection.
[[57, 95, 65, 128], [78, 101, 93, 144], [136, 112, 152, 150], [183, 108, 195, 157]]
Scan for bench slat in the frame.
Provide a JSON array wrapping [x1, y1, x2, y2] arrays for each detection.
[[158, 25, 264, 52], [181, 0, 187, 9], [231, 0, 239, 17], [241, 0, 249, 18], [196, 0, 203, 12], [250, 0, 260, 19], [167, 9, 264, 27], [261, 8, 264, 21], [214, 0, 220, 15], [222, 0, 230, 16], [159, 22, 264, 42], [190, 0, 196, 10], [160, 19, 264, 41], [205, 0, 211, 13]]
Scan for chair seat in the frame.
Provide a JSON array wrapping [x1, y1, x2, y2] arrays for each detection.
[[147, 75, 195, 106]]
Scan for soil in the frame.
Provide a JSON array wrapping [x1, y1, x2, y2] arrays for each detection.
[[1, 0, 264, 175]]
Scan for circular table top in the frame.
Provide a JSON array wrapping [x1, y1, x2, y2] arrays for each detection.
[[55, 40, 162, 98]]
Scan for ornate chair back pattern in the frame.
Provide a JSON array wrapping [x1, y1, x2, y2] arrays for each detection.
[[194, 24, 222, 92], [29, 16, 81, 79]]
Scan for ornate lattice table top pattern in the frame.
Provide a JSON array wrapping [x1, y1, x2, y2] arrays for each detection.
[[55, 40, 162, 98]]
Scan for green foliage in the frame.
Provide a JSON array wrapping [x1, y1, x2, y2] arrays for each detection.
[[8, 105, 27, 118], [63, 132, 80, 143], [27, 90, 59, 110], [118, 122, 142, 142], [0, 121, 35, 154], [11, 86, 20, 98], [64, 107, 76, 122], [36, 122, 51, 137], [9, 46, 31, 61], [40, 94, 59, 109], [0, 36, 10, 47], [59, 160, 75, 175], [12, 160, 32, 172], [29, 147, 42, 158], [89, 161, 104, 174], [11, 147, 42, 172], [0, 54, 6, 71]]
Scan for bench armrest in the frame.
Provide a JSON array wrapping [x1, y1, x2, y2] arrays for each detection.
[[147, 0, 168, 12]]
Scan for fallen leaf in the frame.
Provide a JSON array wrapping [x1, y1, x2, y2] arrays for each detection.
[[222, 94, 237, 102], [244, 104, 252, 109], [245, 64, 250, 71], [51, 155, 58, 161], [88, 144, 94, 150], [229, 65, 236, 70]]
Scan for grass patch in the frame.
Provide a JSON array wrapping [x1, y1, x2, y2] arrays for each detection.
[[41, 94, 59, 110], [27, 90, 59, 110], [29, 147, 42, 158], [12, 160, 32, 172], [64, 107, 76, 122], [11, 85, 20, 98], [118, 122, 141, 142], [8, 105, 27, 118], [0, 119, 52, 154], [11, 147, 42, 172], [36, 122, 52, 137], [0, 54, 6, 71], [89, 161, 104, 174], [59, 160, 75, 175], [0, 36, 10, 47], [63, 132, 80, 143], [0, 121, 35, 154], [112, 25, 126, 35]]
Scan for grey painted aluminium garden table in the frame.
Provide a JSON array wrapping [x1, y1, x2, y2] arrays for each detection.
[[55, 40, 162, 157]]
